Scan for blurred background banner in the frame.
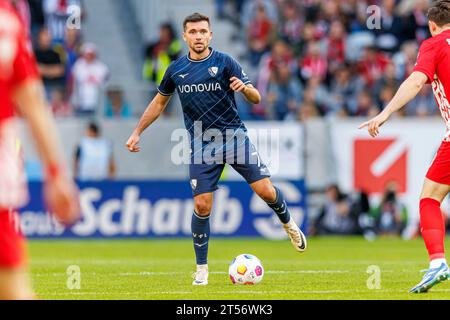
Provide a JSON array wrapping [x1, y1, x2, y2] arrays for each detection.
[[331, 118, 444, 226], [20, 180, 307, 239]]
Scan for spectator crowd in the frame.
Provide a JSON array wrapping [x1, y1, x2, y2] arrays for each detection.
[[209, 0, 439, 121], [21, 0, 133, 118], [22, 0, 441, 121]]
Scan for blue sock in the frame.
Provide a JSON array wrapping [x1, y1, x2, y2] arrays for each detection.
[[266, 187, 291, 224], [191, 212, 210, 265]]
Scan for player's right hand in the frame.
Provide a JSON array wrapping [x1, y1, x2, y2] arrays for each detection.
[[43, 175, 81, 226], [126, 133, 141, 153]]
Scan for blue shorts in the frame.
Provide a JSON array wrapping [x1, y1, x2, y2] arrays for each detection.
[[189, 137, 271, 196]]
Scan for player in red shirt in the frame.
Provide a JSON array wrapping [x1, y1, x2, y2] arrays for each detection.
[[360, 0, 450, 293], [0, 0, 80, 299]]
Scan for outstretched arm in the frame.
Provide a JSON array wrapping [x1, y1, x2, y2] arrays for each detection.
[[126, 93, 171, 152], [359, 71, 429, 137]]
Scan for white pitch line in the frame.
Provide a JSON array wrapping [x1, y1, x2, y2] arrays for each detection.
[[41, 288, 450, 296], [266, 270, 350, 274], [31, 259, 425, 265], [31, 269, 402, 279], [117, 270, 351, 277], [119, 272, 185, 276], [33, 270, 398, 278]]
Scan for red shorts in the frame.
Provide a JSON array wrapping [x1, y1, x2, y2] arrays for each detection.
[[426, 141, 450, 185], [0, 209, 26, 268]]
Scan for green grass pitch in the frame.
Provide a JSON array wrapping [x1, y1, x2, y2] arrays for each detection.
[[28, 237, 450, 300]]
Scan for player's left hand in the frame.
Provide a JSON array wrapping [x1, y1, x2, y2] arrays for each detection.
[[358, 112, 390, 138], [126, 133, 141, 153], [230, 77, 247, 93]]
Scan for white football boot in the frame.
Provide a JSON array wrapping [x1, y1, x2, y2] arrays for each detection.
[[283, 218, 307, 253], [192, 264, 209, 286]]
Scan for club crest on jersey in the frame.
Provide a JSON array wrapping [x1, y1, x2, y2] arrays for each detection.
[[208, 67, 219, 77], [190, 179, 198, 190]]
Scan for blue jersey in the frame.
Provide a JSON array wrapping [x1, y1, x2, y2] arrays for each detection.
[[158, 48, 251, 138]]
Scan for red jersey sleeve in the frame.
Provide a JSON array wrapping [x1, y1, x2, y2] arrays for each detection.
[[413, 40, 437, 84], [0, 2, 40, 121], [11, 30, 40, 87]]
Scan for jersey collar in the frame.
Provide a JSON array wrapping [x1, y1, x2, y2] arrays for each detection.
[[187, 48, 214, 63]]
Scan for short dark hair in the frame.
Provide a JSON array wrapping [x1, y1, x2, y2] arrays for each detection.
[[428, 0, 450, 27], [88, 122, 100, 135], [183, 13, 210, 31]]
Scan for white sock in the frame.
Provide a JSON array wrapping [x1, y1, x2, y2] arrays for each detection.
[[197, 264, 208, 271], [430, 258, 447, 269]]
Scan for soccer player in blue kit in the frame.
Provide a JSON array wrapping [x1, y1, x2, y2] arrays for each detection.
[[126, 13, 307, 285]]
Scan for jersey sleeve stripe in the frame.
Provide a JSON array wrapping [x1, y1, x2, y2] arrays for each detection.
[[157, 87, 174, 96]]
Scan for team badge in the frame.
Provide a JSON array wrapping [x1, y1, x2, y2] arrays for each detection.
[[190, 179, 198, 190], [208, 67, 218, 77]]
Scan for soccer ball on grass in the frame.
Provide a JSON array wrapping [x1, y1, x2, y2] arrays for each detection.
[[228, 254, 264, 285]]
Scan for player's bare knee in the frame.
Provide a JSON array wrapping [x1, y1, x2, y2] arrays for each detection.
[[195, 205, 212, 217], [257, 184, 277, 203], [194, 198, 212, 217]]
